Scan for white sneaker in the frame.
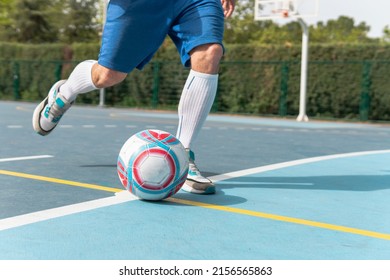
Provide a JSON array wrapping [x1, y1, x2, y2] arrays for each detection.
[[181, 149, 215, 194], [32, 80, 72, 136]]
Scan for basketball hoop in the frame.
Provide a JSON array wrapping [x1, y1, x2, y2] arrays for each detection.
[[272, 9, 290, 18], [279, 0, 291, 18], [254, 0, 319, 21]]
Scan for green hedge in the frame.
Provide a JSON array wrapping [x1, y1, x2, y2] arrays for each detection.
[[0, 42, 65, 101], [1, 41, 390, 121]]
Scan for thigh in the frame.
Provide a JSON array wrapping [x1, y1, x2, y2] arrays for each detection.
[[169, 0, 225, 67], [98, 0, 173, 73]]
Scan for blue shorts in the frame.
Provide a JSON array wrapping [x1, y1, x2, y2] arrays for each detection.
[[98, 0, 225, 73]]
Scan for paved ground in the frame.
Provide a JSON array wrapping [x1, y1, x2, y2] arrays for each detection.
[[0, 100, 390, 261]]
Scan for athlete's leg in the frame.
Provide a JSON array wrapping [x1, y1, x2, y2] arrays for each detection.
[[59, 62, 127, 103], [174, 44, 223, 194], [171, 0, 225, 194], [190, 43, 223, 75], [92, 64, 128, 89], [176, 43, 223, 149], [33, 0, 172, 136]]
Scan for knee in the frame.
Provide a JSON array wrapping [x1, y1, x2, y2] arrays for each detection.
[[92, 64, 127, 88], [202, 44, 223, 60], [190, 44, 224, 74]]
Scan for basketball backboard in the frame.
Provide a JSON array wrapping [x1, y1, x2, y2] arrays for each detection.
[[254, 0, 319, 21]]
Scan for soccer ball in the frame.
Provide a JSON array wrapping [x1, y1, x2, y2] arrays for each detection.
[[117, 129, 189, 200]]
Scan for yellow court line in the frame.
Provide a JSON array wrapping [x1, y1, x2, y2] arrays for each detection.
[[167, 197, 390, 241], [0, 169, 122, 193], [1, 169, 390, 241]]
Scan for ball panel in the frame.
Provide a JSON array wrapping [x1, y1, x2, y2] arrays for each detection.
[[136, 149, 174, 190], [170, 144, 190, 176], [117, 157, 128, 188]]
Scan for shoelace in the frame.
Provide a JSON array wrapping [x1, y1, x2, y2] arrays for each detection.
[[48, 102, 66, 122]]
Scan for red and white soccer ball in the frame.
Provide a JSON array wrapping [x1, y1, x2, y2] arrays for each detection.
[[117, 129, 189, 200]]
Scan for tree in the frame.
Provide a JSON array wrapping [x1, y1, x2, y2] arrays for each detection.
[[0, 0, 14, 40], [1, 0, 99, 43], [6, 0, 58, 43], [382, 26, 390, 43], [57, 0, 100, 43], [310, 16, 372, 43], [0, 0, 13, 25], [1, 0, 61, 42]]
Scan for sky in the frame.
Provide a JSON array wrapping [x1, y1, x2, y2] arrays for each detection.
[[302, 0, 390, 38]]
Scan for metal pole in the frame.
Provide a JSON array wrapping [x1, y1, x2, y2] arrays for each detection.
[[13, 61, 20, 100], [296, 18, 309, 122], [359, 61, 371, 121]]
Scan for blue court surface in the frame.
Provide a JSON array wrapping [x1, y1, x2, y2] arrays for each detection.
[[1, 100, 390, 275]]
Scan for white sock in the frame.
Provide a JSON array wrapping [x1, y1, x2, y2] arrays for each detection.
[[56, 60, 98, 103], [176, 70, 218, 149]]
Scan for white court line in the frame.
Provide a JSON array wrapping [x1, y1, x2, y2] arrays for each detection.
[[1, 149, 390, 231], [210, 149, 390, 182], [7, 125, 23, 128], [0, 155, 53, 163], [0, 192, 137, 231], [59, 125, 73, 128]]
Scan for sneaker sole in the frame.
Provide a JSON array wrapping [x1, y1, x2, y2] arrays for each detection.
[[32, 96, 52, 136], [181, 179, 216, 194]]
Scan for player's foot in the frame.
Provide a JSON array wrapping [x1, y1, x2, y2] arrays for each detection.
[[181, 149, 215, 194], [32, 80, 72, 136]]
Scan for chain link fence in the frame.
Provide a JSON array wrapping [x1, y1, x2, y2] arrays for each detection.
[[1, 59, 390, 121]]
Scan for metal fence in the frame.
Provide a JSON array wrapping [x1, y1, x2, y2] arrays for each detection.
[[1, 59, 390, 121]]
